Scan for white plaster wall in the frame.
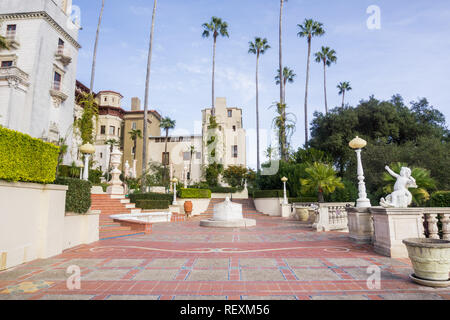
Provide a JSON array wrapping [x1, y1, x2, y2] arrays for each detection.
[[254, 198, 282, 216], [63, 213, 99, 250], [0, 181, 67, 270], [176, 198, 211, 216]]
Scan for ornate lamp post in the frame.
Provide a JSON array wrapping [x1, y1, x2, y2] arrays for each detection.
[[281, 176, 288, 205], [79, 143, 95, 181], [76, 159, 84, 180], [171, 178, 178, 205], [349, 136, 371, 208]]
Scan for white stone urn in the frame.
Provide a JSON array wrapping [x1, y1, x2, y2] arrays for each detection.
[[403, 238, 450, 286], [295, 207, 310, 222], [107, 146, 124, 195]]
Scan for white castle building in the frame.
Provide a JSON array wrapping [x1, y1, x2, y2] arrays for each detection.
[[0, 0, 80, 163]]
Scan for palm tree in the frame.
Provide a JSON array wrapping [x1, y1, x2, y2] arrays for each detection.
[[270, 103, 296, 159], [90, 0, 106, 92], [105, 138, 118, 181], [301, 162, 344, 202], [248, 37, 270, 172], [188, 145, 196, 185], [298, 19, 325, 145], [0, 34, 9, 50], [129, 129, 142, 160], [382, 162, 437, 206], [202, 17, 229, 115], [275, 67, 296, 88], [315, 46, 337, 114], [278, 0, 287, 160], [160, 117, 176, 183], [337, 81, 352, 107], [142, 0, 158, 190]]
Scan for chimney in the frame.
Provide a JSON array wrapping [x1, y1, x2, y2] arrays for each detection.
[[131, 97, 141, 111]]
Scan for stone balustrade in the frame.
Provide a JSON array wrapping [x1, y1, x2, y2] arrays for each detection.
[[423, 208, 450, 240], [293, 202, 354, 232]]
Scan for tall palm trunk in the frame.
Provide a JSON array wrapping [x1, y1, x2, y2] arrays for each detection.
[[342, 91, 345, 108], [279, 0, 287, 160], [304, 36, 312, 145], [163, 128, 169, 184], [90, 0, 105, 92], [255, 52, 261, 172], [211, 36, 217, 115], [323, 60, 328, 113], [142, 0, 158, 190]]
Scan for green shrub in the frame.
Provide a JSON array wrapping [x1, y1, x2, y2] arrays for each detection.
[[209, 186, 238, 194], [129, 192, 173, 203], [54, 177, 92, 214], [179, 188, 211, 199], [0, 127, 59, 183], [88, 169, 103, 184], [325, 179, 358, 203], [288, 197, 317, 203], [253, 190, 288, 198], [430, 191, 450, 207], [135, 200, 170, 210], [58, 164, 81, 178]]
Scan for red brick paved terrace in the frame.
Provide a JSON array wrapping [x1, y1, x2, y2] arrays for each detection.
[[1, 211, 449, 300]]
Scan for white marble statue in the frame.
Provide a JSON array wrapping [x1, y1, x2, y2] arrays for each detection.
[[380, 166, 417, 208], [124, 161, 130, 178]]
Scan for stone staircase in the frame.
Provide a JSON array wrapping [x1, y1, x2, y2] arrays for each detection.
[[201, 198, 262, 215], [91, 194, 144, 240]]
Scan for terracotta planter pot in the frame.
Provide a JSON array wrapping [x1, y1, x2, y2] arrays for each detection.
[[403, 238, 450, 282], [296, 208, 309, 222], [184, 201, 193, 215]]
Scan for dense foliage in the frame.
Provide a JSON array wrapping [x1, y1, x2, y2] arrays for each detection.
[[54, 177, 92, 214], [308, 95, 449, 204], [0, 127, 59, 184], [222, 165, 248, 190], [129, 192, 173, 203], [430, 191, 450, 208], [253, 190, 287, 198]]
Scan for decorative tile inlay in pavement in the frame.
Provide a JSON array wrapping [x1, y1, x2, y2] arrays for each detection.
[[0, 212, 449, 300]]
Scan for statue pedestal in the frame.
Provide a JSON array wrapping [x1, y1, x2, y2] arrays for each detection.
[[370, 207, 425, 258], [346, 207, 373, 244], [280, 204, 291, 218]]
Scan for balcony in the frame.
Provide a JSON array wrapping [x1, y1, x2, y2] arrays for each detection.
[[49, 80, 68, 108], [4, 32, 20, 49], [55, 45, 72, 66], [0, 66, 30, 90]]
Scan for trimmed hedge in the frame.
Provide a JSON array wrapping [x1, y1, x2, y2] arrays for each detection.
[[253, 190, 289, 199], [288, 197, 318, 203], [129, 192, 173, 204], [0, 127, 59, 183], [135, 200, 170, 210], [54, 177, 92, 214], [430, 191, 450, 207], [209, 186, 238, 194], [179, 188, 211, 199]]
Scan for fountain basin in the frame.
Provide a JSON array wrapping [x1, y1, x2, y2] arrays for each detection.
[[110, 212, 172, 223], [200, 197, 256, 228]]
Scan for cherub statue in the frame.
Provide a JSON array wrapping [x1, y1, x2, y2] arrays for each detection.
[[380, 166, 417, 208]]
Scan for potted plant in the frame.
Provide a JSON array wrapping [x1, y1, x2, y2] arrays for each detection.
[[403, 238, 450, 287]]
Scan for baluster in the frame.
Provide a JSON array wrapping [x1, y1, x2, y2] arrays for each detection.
[[426, 213, 439, 239], [440, 213, 450, 240]]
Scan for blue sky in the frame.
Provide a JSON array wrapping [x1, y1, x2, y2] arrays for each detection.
[[73, 0, 450, 167]]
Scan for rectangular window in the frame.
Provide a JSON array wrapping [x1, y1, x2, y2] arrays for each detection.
[[53, 72, 62, 90], [228, 110, 233, 118], [6, 25, 16, 40], [232, 125, 236, 132], [232, 145, 238, 158], [58, 38, 64, 54], [100, 125, 106, 134], [183, 152, 191, 161], [196, 152, 201, 160], [109, 126, 115, 135], [132, 122, 137, 130], [162, 152, 170, 165], [100, 153, 103, 159], [1, 61, 13, 68], [117, 128, 121, 137]]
